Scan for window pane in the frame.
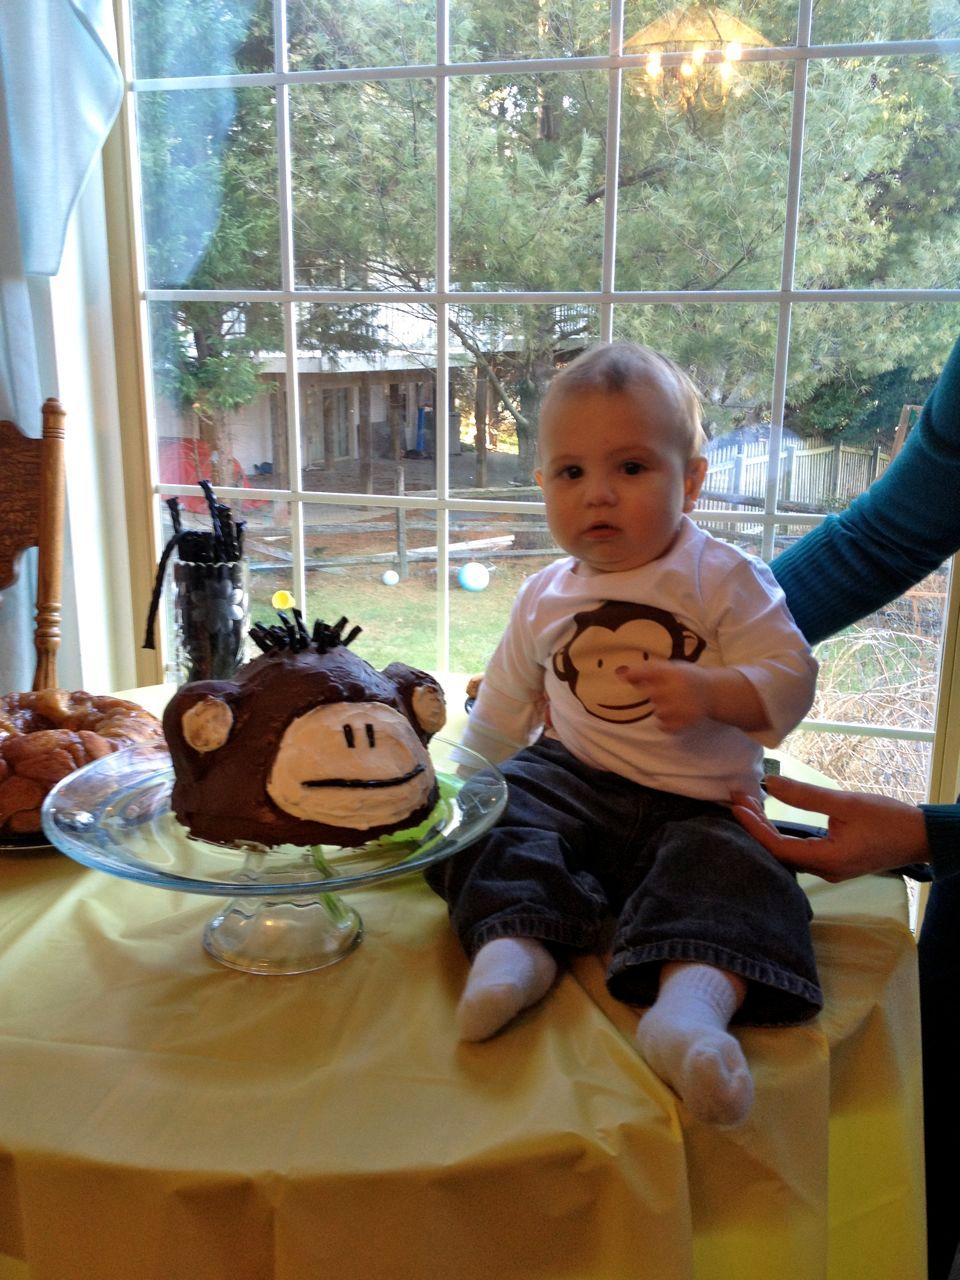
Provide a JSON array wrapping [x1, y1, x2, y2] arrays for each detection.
[[150, 301, 286, 490], [808, 585, 944, 737], [242, 497, 294, 635], [811, 1, 960, 44], [288, 0, 436, 70], [450, 0, 608, 63], [612, 303, 779, 438], [785, 303, 960, 511], [447, 303, 601, 491], [130, 0, 273, 79], [290, 81, 436, 290], [138, 88, 280, 290], [768, 542, 946, 804], [449, 511, 560, 674], [297, 303, 439, 497], [302, 504, 440, 672], [449, 73, 607, 293], [617, 62, 792, 291], [797, 56, 960, 292]]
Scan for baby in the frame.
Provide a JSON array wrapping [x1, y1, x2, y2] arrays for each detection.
[[427, 342, 820, 1128]]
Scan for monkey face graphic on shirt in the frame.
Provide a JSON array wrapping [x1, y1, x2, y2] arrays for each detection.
[[552, 601, 706, 723]]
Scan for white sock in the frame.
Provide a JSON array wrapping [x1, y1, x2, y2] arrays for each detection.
[[636, 963, 754, 1128], [456, 937, 558, 1042]]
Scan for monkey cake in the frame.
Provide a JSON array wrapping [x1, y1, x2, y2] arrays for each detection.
[[162, 613, 447, 849]]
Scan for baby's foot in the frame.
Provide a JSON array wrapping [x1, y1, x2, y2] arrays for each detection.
[[457, 937, 557, 1042], [638, 1013, 754, 1127], [636, 963, 754, 1128]]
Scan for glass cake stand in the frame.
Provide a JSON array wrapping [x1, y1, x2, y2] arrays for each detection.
[[41, 739, 507, 975]]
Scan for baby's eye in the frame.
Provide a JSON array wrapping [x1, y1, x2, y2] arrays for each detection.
[[622, 460, 646, 475], [558, 464, 583, 480]]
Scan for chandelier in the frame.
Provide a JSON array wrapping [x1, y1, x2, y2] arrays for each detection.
[[624, 5, 771, 111]]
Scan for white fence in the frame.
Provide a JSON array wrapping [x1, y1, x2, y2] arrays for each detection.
[[701, 434, 890, 514]]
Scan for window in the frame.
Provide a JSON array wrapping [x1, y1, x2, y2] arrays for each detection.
[[118, 0, 960, 805]]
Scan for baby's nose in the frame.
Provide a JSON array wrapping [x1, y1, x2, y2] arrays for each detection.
[[584, 474, 617, 504]]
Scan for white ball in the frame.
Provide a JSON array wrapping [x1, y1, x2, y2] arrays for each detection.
[[382, 569, 400, 586], [458, 562, 490, 592]]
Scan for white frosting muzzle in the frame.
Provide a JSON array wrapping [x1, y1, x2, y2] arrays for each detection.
[[266, 701, 435, 829]]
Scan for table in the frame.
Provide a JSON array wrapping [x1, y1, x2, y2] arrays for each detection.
[[0, 684, 926, 1280]]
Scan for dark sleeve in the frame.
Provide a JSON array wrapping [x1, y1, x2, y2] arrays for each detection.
[[921, 805, 960, 880], [772, 332, 960, 645]]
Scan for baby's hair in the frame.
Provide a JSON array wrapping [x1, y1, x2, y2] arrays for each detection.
[[541, 342, 708, 457]]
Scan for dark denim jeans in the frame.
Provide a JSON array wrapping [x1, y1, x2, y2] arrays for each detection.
[[427, 737, 822, 1026]]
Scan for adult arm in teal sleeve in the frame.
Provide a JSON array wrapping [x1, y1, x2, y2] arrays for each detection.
[[772, 331, 960, 646]]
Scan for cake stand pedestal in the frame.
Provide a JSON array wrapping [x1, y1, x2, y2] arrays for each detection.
[[201, 850, 365, 974], [42, 740, 507, 975]]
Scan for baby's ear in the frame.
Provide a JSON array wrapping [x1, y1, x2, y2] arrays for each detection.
[[683, 456, 708, 511]]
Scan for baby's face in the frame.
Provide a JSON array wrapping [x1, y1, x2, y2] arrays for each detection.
[[535, 380, 706, 574]]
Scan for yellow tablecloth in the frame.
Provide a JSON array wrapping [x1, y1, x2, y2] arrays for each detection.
[[0, 685, 926, 1280]]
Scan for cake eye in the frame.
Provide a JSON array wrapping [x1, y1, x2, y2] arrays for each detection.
[[365, 724, 376, 747], [343, 724, 355, 748]]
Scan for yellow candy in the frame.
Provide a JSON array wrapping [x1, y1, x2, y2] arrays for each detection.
[[271, 590, 296, 610]]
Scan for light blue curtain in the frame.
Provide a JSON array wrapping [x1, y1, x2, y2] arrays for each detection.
[[0, 0, 122, 693]]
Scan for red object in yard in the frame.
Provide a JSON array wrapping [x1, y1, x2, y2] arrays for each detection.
[[158, 438, 268, 512]]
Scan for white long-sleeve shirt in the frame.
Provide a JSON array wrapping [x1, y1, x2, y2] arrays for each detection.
[[463, 516, 817, 802]]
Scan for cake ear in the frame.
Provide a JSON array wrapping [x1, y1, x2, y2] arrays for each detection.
[[411, 683, 446, 734], [381, 662, 447, 738], [181, 695, 235, 753]]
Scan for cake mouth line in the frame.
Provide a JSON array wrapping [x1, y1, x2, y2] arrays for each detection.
[[302, 764, 426, 789]]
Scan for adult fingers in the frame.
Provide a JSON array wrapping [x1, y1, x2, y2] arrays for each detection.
[[759, 774, 852, 817]]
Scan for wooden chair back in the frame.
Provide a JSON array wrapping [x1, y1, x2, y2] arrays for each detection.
[[0, 399, 67, 690]]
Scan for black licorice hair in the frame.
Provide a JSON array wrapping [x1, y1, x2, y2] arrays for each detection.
[[250, 610, 363, 655]]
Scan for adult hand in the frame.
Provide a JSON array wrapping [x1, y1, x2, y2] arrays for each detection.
[[730, 775, 930, 882]]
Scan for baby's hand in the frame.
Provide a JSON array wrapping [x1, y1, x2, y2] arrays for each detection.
[[616, 659, 710, 733]]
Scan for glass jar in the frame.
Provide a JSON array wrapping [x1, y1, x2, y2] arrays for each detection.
[[172, 558, 249, 684]]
